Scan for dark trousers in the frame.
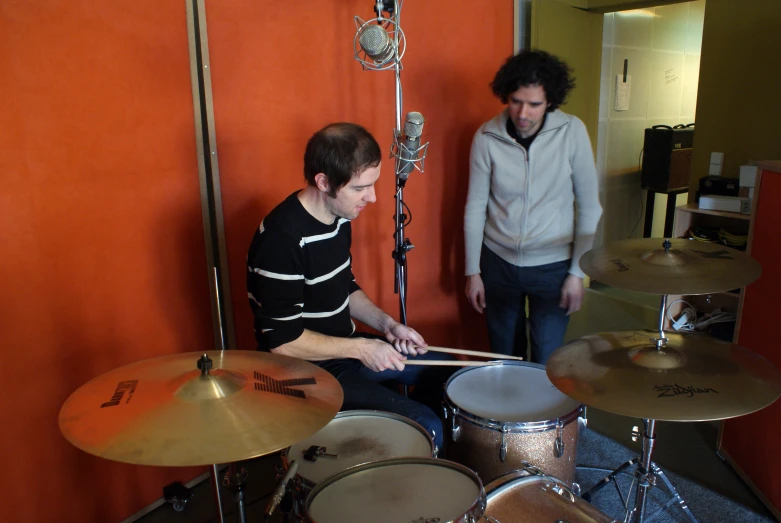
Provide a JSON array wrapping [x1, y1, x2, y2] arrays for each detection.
[[317, 336, 453, 451], [480, 244, 571, 364]]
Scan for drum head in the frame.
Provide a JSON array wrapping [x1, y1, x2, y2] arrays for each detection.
[[307, 458, 484, 523], [286, 410, 433, 483], [446, 362, 580, 422], [485, 471, 615, 522]]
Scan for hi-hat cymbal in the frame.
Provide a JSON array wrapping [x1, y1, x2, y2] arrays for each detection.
[[580, 238, 761, 295], [59, 350, 343, 466], [546, 330, 781, 422]]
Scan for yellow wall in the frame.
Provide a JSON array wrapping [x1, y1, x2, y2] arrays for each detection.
[[691, 0, 781, 192]]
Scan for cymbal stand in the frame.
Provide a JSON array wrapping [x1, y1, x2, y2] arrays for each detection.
[[210, 464, 226, 523], [223, 463, 249, 523], [582, 419, 698, 522], [582, 294, 698, 522]]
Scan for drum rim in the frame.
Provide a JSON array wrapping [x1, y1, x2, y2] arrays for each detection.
[[444, 361, 584, 431], [282, 409, 435, 488], [304, 457, 487, 523]]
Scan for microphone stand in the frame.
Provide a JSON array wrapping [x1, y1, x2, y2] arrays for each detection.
[[354, 0, 423, 326], [389, 0, 410, 324]]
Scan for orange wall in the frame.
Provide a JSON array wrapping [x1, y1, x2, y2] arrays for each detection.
[[1, 0, 513, 521], [205, 0, 513, 352], [1, 1, 212, 521]]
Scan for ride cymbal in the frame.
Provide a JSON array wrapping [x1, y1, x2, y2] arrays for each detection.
[[580, 238, 761, 295], [546, 330, 781, 422], [59, 350, 343, 466]]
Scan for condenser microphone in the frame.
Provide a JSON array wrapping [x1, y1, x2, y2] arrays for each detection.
[[397, 112, 425, 180], [357, 24, 395, 65]]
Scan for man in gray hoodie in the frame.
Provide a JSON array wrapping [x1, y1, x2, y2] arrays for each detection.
[[464, 50, 602, 364]]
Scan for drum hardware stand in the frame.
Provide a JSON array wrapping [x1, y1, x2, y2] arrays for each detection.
[[210, 464, 226, 523], [303, 445, 337, 461], [581, 419, 698, 523], [223, 463, 249, 523], [581, 292, 698, 523], [162, 481, 194, 512]]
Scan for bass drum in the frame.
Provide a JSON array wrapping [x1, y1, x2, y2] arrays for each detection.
[[484, 467, 617, 523]]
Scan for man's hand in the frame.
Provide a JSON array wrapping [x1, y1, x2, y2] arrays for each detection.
[[465, 274, 486, 313], [559, 274, 585, 315], [356, 338, 408, 372], [385, 323, 428, 356]]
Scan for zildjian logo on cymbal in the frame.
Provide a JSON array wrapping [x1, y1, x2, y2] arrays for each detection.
[[254, 371, 316, 399], [654, 384, 720, 398]]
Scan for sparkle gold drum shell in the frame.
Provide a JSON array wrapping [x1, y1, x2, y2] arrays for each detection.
[[485, 468, 617, 522], [443, 361, 584, 487]]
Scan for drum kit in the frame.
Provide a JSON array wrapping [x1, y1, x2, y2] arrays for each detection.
[[57, 238, 781, 523]]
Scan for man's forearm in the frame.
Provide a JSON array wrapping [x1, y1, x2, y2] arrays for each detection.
[[348, 290, 397, 334], [272, 329, 362, 361]]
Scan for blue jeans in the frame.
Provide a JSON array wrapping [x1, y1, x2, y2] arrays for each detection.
[[317, 336, 453, 451], [480, 244, 571, 364]]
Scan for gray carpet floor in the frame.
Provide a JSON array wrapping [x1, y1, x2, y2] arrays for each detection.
[[577, 428, 774, 522]]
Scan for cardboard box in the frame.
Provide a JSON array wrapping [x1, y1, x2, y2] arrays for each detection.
[[740, 165, 759, 187], [699, 195, 751, 214]]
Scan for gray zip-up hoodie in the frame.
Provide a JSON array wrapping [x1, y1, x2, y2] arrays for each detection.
[[464, 108, 602, 278]]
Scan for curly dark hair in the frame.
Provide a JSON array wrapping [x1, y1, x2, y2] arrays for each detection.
[[303, 123, 381, 197], [490, 50, 575, 112]]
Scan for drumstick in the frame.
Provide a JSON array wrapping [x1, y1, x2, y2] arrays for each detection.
[[404, 360, 503, 367], [421, 346, 524, 361]]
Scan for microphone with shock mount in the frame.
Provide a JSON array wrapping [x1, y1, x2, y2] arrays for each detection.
[[395, 112, 428, 184]]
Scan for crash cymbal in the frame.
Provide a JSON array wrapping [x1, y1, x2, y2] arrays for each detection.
[[580, 238, 761, 295], [546, 330, 781, 422], [59, 350, 343, 466]]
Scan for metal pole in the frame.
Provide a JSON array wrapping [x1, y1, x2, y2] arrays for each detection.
[[632, 419, 657, 522], [657, 294, 668, 348], [210, 464, 225, 523]]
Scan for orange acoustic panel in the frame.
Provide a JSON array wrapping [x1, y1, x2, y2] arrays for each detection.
[[205, 0, 512, 353], [0, 1, 213, 521]]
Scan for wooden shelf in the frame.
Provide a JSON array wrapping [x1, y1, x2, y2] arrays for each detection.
[[676, 202, 751, 220]]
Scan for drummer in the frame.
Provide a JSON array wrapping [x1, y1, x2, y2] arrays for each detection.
[[246, 122, 452, 451]]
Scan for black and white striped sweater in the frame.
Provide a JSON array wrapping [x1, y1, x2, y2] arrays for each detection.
[[246, 191, 360, 351]]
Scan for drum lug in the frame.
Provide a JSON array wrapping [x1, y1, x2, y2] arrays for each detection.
[[451, 407, 461, 442], [499, 425, 509, 462], [554, 420, 565, 458]]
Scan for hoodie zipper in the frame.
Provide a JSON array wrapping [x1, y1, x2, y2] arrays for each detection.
[[483, 119, 568, 262]]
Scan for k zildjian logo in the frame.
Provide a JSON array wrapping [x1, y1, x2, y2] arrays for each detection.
[[654, 384, 719, 398], [254, 372, 316, 399], [100, 380, 139, 408]]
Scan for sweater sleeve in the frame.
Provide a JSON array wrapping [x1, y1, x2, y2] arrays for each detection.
[[464, 128, 492, 276], [568, 116, 603, 278], [247, 224, 307, 350]]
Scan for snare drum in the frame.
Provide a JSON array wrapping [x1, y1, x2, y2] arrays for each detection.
[[282, 410, 434, 519], [305, 457, 487, 523], [484, 468, 617, 522], [443, 361, 583, 486]]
